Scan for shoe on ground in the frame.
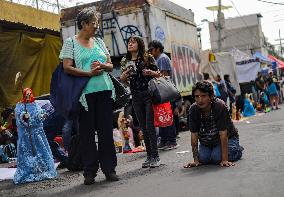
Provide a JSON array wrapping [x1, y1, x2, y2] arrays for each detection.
[[105, 172, 119, 182], [84, 176, 95, 185], [150, 157, 161, 168], [142, 157, 151, 168], [57, 162, 68, 169], [158, 142, 167, 150], [240, 145, 244, 152], [164, 142, 180, 151]]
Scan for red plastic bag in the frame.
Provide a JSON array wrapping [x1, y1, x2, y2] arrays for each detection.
[[153, 102, 173, 127]]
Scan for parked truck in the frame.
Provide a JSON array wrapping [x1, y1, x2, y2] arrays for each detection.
[[60, 0, 201, 96]]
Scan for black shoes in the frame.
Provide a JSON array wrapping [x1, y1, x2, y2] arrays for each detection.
[[84, 176, 95, 185], [84, 172, 119, 185], [142, 157, 161, 168], [142, 157, 152, 168], [105, 172, 119, 182], [149, 157, 161, 168]]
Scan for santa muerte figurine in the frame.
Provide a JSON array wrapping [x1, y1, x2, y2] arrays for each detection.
[[13, 87, 57, 184], [121, 118, 132, 153]]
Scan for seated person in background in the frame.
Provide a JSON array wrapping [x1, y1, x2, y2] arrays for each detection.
[[0, 108, 17, 161], [184, 81, 243, 168], [0, 107, 18, 147]]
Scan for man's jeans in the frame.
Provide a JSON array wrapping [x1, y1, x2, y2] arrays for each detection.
[[199, 137, 243, 164], [159, 125, 176, 144], [62, 119, 79, 151]]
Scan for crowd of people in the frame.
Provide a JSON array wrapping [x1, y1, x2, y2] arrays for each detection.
[[254, 71, 283, 111], [6, 7, 280, 186]]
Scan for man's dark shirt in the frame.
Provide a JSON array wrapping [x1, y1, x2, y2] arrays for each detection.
[[255, 76, 265, 91], [188, 98, 239, 146]]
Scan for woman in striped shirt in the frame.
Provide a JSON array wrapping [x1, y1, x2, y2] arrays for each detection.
[[59, 7, 118, 185]]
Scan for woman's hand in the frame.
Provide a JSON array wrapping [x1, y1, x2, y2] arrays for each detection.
[[92, 60, 113, 72], [143, 69, 160, 77], [120, 69, 130, 82], [88, 65, 103, 77]]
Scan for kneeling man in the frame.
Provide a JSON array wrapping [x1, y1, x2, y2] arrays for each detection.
[[184, 81, 243, 168]]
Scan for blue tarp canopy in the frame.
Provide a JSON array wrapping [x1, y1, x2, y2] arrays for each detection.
[[253, 51, 272, 63]]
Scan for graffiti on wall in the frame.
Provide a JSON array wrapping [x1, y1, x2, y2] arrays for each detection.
[[100, 11, 142, 56], [155, 26, 165, 44], [171, 44, 201, 96]]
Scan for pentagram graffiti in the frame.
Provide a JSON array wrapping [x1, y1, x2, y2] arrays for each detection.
[[120, 25, 142, 46], [100, 12, 143, 56]]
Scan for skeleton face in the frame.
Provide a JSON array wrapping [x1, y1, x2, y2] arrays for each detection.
[[25, 89, 32, 102]]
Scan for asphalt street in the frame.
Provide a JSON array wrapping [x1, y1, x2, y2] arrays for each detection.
[[1, 106, 284, 197]]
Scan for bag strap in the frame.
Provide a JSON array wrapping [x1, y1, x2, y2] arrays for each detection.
[[94, 37, 107, 53], [71, 37, 76, 68], [94, 37, 115, 78]]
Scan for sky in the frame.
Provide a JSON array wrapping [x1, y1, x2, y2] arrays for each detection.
[[71, 0, 284, 50]]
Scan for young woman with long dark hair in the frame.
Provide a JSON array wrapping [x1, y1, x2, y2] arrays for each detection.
[[120, 36, 161, 168]]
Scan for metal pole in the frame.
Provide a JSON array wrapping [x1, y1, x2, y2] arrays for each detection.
[[35, 0, 39, 9], [217, 0, 222, 52], [56, 0, 60, 14]]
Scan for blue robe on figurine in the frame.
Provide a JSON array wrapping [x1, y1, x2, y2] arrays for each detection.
[[14, 95, 57, 184]]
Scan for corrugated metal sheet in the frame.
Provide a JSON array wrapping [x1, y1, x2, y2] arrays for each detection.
[[0, 0, 60, 32], [60, 0, 148, 23], [60, 0, 195, 24]]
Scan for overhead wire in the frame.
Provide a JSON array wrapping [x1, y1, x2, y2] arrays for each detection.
[[257, 0, 284, 6]]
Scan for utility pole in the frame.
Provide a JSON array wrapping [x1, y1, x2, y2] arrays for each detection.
[[217, 0, 222, 52], [56, 0, 60, 13], [275, 29, 284, 56], [35, 0, 39, 9]]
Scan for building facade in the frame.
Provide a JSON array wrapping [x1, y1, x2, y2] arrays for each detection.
[[209, 13, 267, 55]]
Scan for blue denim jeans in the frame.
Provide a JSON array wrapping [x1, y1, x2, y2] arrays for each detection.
[[62, 119, 79, 151], [199, 137, 243, 164]]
